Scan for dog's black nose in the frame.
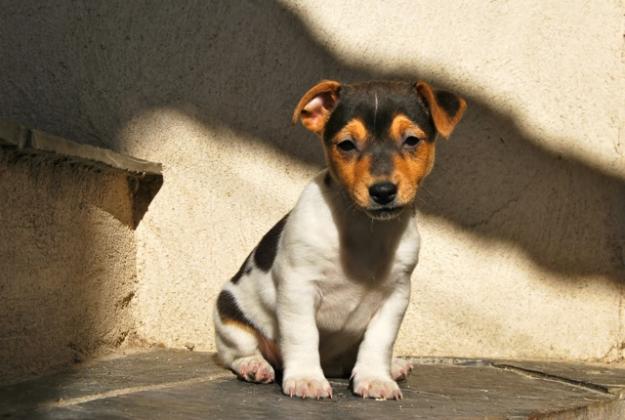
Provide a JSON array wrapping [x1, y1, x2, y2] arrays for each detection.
[[369, 182, 397, 205]]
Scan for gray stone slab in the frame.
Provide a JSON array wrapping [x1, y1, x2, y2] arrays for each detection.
[[42, 371, 608, 420], [11, 360, 619, 419], [0, 120, 161, 175], [0, 350, 225, 418], [495, 360, 625, 390], [3, 351, 625, 419]]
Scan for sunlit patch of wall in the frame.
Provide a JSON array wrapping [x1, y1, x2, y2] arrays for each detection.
[[120, 108, 319, 350]]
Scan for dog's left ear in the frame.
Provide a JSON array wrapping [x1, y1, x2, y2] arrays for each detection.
[[416, 81, 467, 138], [292, 80, 341, 134]]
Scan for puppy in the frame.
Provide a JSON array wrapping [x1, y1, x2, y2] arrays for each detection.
[[213, 80, 466, 400]]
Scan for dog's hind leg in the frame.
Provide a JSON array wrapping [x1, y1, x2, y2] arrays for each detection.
[[213, 290, 278, 383]]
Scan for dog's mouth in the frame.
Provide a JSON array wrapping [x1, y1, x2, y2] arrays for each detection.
[[364, 206, 405, 220]]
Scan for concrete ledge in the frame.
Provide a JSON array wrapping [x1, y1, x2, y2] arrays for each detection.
[[0, 120, 161, 175], [2, 350, 625, 419], [0, 122, 164, 384], [0, 119, 163, 228]]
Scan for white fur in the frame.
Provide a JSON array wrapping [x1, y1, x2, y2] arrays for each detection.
[[214, 170, 420, 399]]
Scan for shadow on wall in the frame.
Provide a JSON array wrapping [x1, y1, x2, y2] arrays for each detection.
[[1, 1, 624, 283], [0, 148, 149, 388]]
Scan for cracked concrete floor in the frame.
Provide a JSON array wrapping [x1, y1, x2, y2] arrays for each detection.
[[2, 350, 625, 419]]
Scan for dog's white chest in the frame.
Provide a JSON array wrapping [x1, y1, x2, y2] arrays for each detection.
[[315, 277, 388, 335], [313, 229, 419, 335]]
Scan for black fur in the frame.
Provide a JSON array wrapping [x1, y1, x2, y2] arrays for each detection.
[[230, 252, 253, 284], [435, 90, 461, 118], [254, 213, 289, 271], [324, 171, 332, 187], [216, 290, 255, 329]]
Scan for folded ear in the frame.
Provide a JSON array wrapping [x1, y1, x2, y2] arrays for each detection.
[[416, 81, 467, 138], [292, 80, 341, 134]]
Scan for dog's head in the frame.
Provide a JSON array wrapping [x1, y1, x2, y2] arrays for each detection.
[[293, 80, 466, 220]]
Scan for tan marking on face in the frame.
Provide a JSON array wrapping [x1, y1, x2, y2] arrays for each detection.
[[334, 118, 368, 145], [326, 118, 373, 207], [387, 113, 435, 205], [392, 141, 436, 205], [327, 148, 373, 208], [389, 114, 428, 145]]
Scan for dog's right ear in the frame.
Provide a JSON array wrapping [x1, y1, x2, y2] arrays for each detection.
[[292, 80, 341, 134]]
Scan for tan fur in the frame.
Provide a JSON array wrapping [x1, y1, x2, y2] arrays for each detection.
[[292, 80, 341, 134], [325, 118, 373, 208], [329, 150, 373, 208], [222, 318, 281, 368], [255, 332, 282, 368], [334, 118, 369, 145], [386, 113, 436, 204], [389, 114, 428, 144], [416, 81, 467, 138], [392, 141, 436, 205]]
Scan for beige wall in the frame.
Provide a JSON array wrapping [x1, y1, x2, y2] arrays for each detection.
[[1, 1, 624, 362], [0, 148, 137, 383]]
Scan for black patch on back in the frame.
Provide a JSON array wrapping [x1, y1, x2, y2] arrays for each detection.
[[254, 213, 289, 271], [230, 251, 253, 284], [216, 290, 255, 328], [435, 90, 461, 118]]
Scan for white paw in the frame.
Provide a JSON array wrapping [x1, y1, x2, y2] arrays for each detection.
[[352, 375, 402, 400], [231, 355, 275, 383], [282, 374, 333, 399], [391, 358, 413, 382]]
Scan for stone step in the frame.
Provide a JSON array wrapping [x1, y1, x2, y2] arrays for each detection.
[[2, 349, 624, 419]]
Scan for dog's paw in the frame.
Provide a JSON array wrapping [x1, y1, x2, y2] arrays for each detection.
[[391, 358, 413, 382], [352, 375, 402, 400], [231, 355, 275, 383], [282, 375, 333, 399]]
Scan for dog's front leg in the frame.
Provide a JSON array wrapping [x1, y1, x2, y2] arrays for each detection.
[[277, 277, 332, 399], [351, 279, 410, 400]]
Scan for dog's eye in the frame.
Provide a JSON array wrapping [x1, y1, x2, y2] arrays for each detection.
[[337, 140, 357, 152], [403, 136, 421, 147]]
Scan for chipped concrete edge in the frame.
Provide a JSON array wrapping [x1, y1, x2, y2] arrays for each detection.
[[0, 119, 162, 175]]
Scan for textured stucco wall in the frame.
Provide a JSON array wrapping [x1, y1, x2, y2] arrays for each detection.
[[1, 1, 624, 362], [0, 149, 137, 384]]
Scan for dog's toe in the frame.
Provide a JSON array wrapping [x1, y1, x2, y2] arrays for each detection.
[[282, 375, 333, 399], [353, 376, 402, 400], [391, 358, 413, 382], [231, 355, 275, 384]]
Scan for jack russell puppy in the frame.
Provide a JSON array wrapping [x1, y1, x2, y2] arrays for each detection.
[[214, 80, 466, 400]]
